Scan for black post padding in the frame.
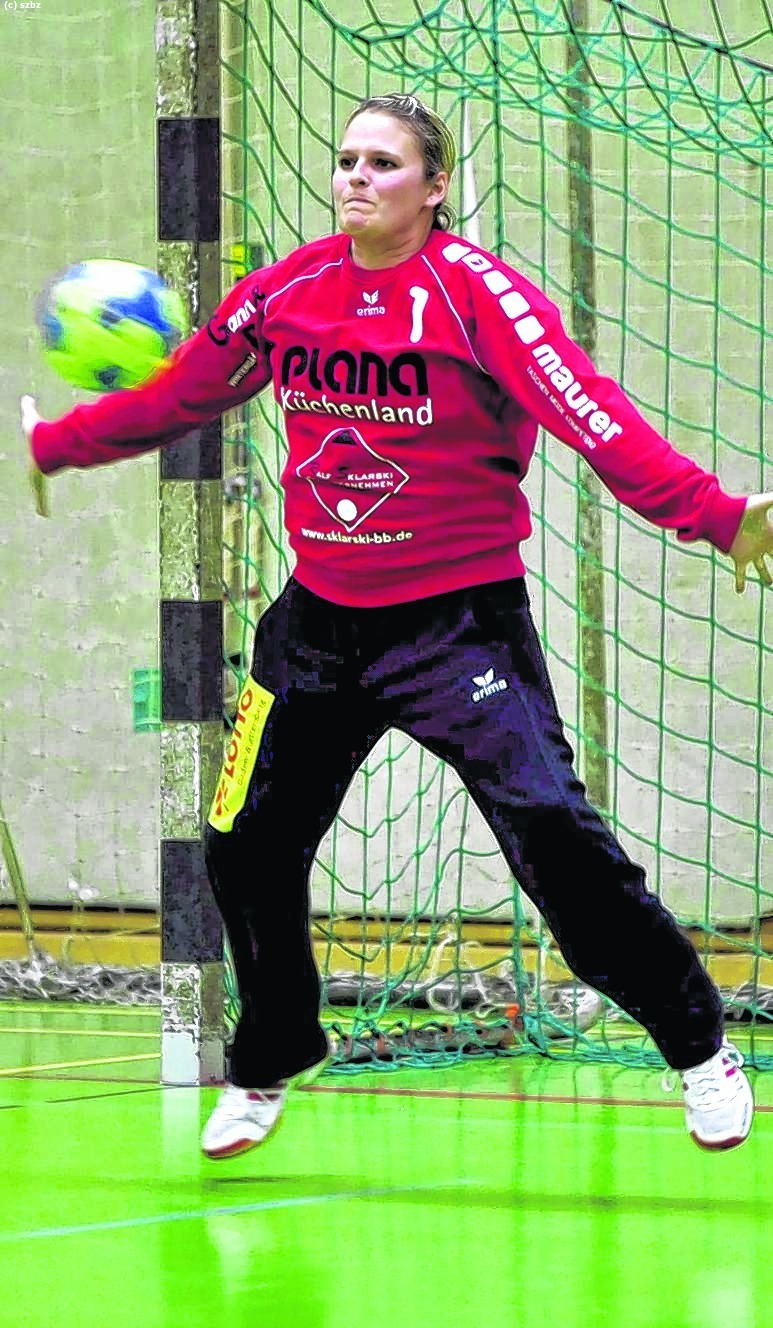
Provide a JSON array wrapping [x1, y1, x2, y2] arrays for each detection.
[[161, 839, 222, 963], [158, 118, 221, 243], [161, 419, 222, 481], [161, 600, 223, 722]]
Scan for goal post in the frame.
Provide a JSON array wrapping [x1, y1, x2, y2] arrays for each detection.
[[156, 0, 226, 1085]]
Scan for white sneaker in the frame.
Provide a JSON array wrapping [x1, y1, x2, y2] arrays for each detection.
[[201, 1083, 287, 1160], [670, 1039, 754, 1151], [201, 1053, 331, 1160]]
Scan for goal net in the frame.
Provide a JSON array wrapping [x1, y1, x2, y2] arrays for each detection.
[[1, 0, 771, 1071], [218, 0, 773, 1066]]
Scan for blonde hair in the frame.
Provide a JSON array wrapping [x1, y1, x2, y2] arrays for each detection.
[[344, 93, 457, 230]]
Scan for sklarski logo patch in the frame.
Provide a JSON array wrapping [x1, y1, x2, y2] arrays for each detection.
[[296, 425, 409, 532], [471, 666, 509, 704]]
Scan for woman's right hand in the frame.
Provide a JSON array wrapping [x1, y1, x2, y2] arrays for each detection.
[[20, 395, 49, 518]]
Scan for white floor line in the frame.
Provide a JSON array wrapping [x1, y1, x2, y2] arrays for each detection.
[[0, 1181, 478, 1244]]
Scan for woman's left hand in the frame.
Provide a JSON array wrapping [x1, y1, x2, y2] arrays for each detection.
[[729, 493, 773, 593], [20, 395, 49, 518]]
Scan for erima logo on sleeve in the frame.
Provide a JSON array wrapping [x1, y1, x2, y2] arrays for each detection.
[[440, 242, 623, 447]]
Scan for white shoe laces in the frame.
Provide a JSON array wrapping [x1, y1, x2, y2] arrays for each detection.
[[662, 1040, 744, 1098], [217, 1083, 284, 1119]]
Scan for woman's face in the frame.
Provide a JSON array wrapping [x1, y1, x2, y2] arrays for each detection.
[[333, 111, 447, 246]]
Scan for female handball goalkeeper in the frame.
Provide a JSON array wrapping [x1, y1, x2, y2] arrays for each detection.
[[23, 93, 773, 1157]]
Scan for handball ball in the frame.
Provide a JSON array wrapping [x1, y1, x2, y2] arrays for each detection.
[[35, 259, 187, 392]]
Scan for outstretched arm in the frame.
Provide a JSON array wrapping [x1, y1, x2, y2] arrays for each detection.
[[458, 243, 769, 592], [21, 271, 272, 485]]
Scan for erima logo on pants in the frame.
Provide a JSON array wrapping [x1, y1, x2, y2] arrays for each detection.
[[471, 667, 509, 703]]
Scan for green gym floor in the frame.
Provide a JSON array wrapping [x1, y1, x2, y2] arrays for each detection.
[[0, 1007, 771, 1328]]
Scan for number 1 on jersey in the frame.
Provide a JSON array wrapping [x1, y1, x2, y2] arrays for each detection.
[[409, 285, 429, 343]]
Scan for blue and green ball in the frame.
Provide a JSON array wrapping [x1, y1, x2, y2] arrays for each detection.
[[36, 259, 187, 392]]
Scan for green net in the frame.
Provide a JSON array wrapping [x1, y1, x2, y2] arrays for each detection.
[[219, 0, 773, 1070]]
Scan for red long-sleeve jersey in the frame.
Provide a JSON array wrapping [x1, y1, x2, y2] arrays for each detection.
[[32, 228, 746, 607]]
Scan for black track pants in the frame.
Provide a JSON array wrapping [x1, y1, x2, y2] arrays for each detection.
[[204, 576, 724, 1085]]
